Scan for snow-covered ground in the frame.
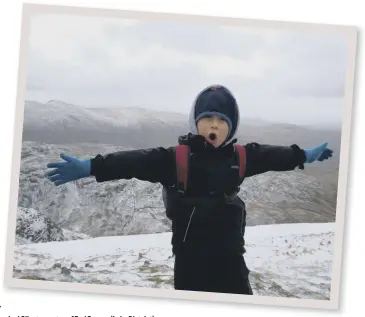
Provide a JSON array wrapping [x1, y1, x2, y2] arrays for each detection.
[[12, 222, 334, 300]]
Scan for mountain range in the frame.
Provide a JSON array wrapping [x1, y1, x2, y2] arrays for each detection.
[[15, 100, 342, 242]]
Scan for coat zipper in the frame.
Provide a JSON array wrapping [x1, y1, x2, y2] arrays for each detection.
[[183, 206, 196, 242], [238, 197, 245, 235]]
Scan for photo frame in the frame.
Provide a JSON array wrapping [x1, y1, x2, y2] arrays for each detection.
[[4, 3, 358, 310]]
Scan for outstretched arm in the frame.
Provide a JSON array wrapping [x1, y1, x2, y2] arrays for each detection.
[[45, 147, 176, 187], [90, 147, 175, 185], [244, 142, 333, 178]]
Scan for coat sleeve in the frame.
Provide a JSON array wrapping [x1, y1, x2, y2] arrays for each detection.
[[244, 142, 306, 178], [90, 147, 176, 186]]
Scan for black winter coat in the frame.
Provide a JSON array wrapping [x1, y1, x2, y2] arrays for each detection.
[[90, 134, 306, 256]]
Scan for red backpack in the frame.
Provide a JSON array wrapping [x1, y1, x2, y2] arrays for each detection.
[[162, 144, 247, 219]]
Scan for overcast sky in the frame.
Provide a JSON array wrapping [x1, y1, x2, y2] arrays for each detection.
[[26, 13, 349, 127]]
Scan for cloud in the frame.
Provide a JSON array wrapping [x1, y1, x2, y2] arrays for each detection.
[[26, 13, 348, 126]]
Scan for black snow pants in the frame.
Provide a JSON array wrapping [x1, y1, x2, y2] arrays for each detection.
[[173, 251, 253, 295]]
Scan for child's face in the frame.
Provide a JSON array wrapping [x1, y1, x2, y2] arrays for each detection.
[[197, 115, 229, 147]]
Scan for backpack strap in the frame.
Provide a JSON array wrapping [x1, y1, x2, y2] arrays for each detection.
[[174, 144, 245, 195], [233, 144, 247, 183], [175, 145, 190, 194]]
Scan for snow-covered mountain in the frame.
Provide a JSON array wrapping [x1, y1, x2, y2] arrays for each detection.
[[12, 222, 334, 300], [17, 141, 171, 240], [22, 100, 189, 148], [24, 100, 187, 129], [14, 100, 341, 244], [16, 207, 91, 245], [16, 206, 65, 244], [22, 100, 342, 150], [16, 140, 337, 243], [22, 99, 341, 190]]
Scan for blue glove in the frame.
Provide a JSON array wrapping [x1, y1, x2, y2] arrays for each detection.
[[45, 153, 91, 186], [304, 142, 333, 163]]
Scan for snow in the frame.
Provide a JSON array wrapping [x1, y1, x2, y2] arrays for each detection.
[[15, 100, 339, 299], [24, 100, 187, 130], [12, 222, 335, 299], [16, 206, 93, 244], [17, 140, 336, 240], [16, 207, 66, 243]]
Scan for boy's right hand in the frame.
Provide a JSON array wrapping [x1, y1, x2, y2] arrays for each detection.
[[45, 153, 91, 186]]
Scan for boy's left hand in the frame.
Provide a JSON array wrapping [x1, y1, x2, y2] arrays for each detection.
[[304, 142, 334, 163]]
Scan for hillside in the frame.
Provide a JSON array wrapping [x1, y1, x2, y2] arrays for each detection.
[[12, 222, 335, 300], [13, 100, 341, 242]]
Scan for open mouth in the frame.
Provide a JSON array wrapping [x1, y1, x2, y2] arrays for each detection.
[[208, 133, 217, 141]]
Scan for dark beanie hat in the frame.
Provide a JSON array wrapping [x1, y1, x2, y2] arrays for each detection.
[[189, 84, 240, 145]]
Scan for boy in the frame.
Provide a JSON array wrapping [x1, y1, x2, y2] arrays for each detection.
[[45, 85, 333, 295]]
